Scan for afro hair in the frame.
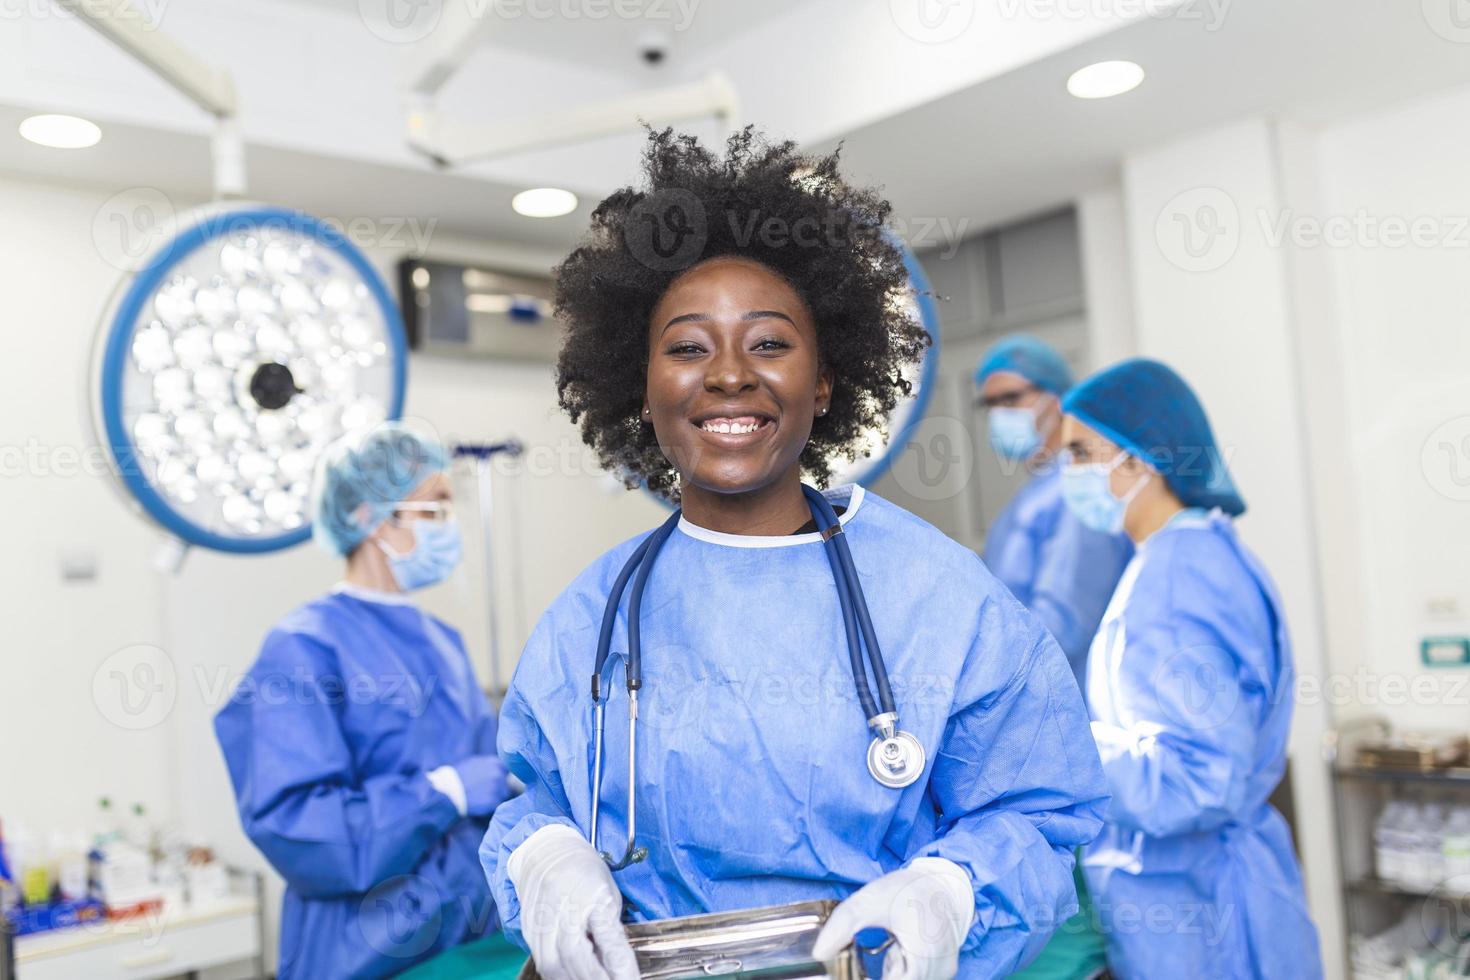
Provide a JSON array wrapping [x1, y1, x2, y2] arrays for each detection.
[[554, 126, 931, 501]]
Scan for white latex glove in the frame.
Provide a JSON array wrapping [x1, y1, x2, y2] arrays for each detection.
[[507, 825, 640, 980], [811, 857, 975, 980]]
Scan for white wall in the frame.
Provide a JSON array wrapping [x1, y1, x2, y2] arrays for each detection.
[[0, 172, 664, 972], [1307, 83, 1470, 730], [1115, 117, 1345, 976]]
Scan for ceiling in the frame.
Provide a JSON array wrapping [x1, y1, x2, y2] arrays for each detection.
[[820, 0, 1470, 232], [7, 0, 1470, 257], [284, 0, 811, 75]]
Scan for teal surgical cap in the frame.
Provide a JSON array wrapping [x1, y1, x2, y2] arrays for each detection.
[[1062, 358, 1246, 516], [974, 335, 1075, 395], [311, 422, 449, 557]]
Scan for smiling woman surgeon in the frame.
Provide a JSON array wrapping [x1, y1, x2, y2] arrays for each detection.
[[480, 129, 1109, 980]]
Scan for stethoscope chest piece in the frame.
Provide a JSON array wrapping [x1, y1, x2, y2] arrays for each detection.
[[867, 730, 926, 789]]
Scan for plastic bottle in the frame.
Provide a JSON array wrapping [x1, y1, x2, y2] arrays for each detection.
[[1441, 807, 1470, 883], [1417, 803, 1447, 891], [95, 797, 121, 848], [128, 803, 154, 858], [53, 831, 90, 902], [1376, 801, 1410, 884], [8, 824, 52, 906]]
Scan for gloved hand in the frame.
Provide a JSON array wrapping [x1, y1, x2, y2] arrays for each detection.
[[507, 824, 639, 980], [812, 857, 975, 980], [452, 755, 509, 817]]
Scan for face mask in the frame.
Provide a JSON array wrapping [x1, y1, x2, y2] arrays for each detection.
[[988, 407, 1043, 461], [377, 518, 462, 592], [1061, 453, 1150, 534]]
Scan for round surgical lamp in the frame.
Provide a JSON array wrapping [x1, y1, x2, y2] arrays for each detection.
[[823, 237, 940, 488], [91, 205, 408, 563]]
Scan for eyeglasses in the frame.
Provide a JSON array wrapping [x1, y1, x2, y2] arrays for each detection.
[[390, 501, 453, 524], [975, 383, 1041, 410]]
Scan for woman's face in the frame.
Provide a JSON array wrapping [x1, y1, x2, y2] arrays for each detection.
[[644, 256, 832, 498]]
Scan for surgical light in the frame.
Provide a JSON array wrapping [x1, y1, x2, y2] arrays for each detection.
[[92, 206, 408, 557], [1066, 60, 1145, 100], [821, 237, 939, 488], [512, 187, 578, 218], [19, 113, 102, 149]]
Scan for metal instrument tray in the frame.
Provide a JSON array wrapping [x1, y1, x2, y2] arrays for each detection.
[[519, 900, 860, 980]]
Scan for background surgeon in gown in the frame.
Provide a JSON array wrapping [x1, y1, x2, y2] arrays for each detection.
[[975, 336, 1133, 688], [1059, 359, 1322, 979], [215, 423, 513, 979]]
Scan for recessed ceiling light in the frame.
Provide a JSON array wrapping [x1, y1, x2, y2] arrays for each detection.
[[19, 113, 102, 149], [1066, 61, 1145, 100], [512, 187, 578, 218]]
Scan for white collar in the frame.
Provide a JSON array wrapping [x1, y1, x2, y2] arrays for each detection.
[[676, 484, 866, 549], [332, 581, 415, 606]]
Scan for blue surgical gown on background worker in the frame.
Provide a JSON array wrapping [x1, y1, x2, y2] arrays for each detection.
[[1082, 511, 1322, 979], [215, 588, 506, 980], [983, 464, 1133, 689], [482, 486, 1111, 978]]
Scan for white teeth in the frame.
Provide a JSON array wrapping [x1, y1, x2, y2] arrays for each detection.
[[702, 419, 764, 434]]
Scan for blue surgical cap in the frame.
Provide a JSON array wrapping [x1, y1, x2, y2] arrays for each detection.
[[311, 423, 449, 557], [1062, 358, 1246, 516], [974, 336, 1074, 394]]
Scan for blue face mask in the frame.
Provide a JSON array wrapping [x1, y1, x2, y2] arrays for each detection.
[[378, 519, 462, 592], [988, 407, 1043, 461], [1061, 453, 1150, 534]]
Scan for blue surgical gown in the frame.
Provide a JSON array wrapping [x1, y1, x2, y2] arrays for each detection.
[[982, 465, 1133, 688], [481, 486, 1110, 978], [1082, 512, 1322, 979], [215, 588, 509, 980]]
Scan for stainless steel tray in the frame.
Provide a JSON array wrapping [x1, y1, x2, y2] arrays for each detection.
[[518, 900, 861, 980]]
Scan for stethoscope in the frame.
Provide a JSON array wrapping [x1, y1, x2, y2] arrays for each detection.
[[588, 483, 927, 870]]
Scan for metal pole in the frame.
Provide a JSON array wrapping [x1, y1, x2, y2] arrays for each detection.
[[452, 441, 522, 700], [476, 454, 503, 696]]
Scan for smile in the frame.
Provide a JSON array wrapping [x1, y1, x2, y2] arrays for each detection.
[[690, 413, 776, 443]]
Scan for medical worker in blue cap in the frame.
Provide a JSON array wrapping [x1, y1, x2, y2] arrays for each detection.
[[975, 336, 1132, 687], [1059, 359, 1322, 979], [215, 422, 513, 979]]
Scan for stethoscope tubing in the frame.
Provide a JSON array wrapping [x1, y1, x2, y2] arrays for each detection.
[[588, 485, 907, 868]]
